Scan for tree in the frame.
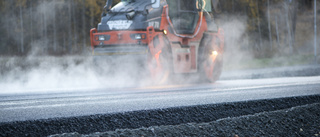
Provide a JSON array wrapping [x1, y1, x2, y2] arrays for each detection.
[[17, 0, 27, 53]]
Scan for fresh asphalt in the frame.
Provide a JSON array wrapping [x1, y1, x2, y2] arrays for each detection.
[[0, 75, 320, 123]]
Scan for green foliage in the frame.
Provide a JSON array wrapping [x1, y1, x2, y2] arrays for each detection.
[[0, 0, 109, 55], [0, 0, 314, 56]]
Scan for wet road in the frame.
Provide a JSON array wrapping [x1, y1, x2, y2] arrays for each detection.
[[0, 76, 320, 123]]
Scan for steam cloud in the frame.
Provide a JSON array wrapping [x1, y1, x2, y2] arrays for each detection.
[[0, 1, 287, 94], [0, 55, 148, 94], [0, 1, 148, 94]]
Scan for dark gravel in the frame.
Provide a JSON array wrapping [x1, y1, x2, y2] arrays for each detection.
[[0, 95, 319, 137], [57, 103, 320, 137]]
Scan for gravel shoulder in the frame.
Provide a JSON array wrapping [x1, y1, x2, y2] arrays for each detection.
[[54, 103, 320, 137]]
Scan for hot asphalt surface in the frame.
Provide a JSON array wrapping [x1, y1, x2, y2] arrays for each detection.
[[0, 76, 319, 123], [0, 65, 319, 136], [51, 103, 320, 137]]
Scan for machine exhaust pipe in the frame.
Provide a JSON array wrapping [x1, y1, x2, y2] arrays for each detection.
[[102, 0, 113, 16], [105, 0, 113, 11]]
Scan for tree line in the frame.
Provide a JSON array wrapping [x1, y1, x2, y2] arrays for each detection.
[[0, 0, 315, 57], [0, 0, 113, 56], [218, 0, 314, 57]]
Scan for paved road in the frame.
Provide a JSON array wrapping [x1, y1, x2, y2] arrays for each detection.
[[0, 76, 320, 123]]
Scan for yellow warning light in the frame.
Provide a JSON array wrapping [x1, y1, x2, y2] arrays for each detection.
[[212, 51, 218, 56], [163, 30, 167, 35]]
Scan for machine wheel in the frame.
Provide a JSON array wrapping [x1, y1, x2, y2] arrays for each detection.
[[157, 53, 171, 84], [198, 33, 223, 83], [205, 56, 223, 82], [149, 36, 173, 85]]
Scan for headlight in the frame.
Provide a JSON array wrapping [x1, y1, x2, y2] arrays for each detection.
[[163, 30, 167, 35], [135, 34, 142, 39], [130, 33, 146, 40], [94, 35, 110, 41], [99, 36, 106, 41], [212, 51, 218, 56]]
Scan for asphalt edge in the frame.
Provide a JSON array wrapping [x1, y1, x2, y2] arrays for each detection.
[[0, 94, 319, 136]]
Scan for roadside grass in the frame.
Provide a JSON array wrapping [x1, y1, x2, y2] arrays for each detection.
[[223, 54, 315, 71]]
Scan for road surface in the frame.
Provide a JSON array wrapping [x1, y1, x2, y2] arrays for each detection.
[[0, 76, 319, 123]]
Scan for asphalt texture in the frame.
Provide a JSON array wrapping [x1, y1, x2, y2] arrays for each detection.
[[1, 76, 320, 123], [0, 64, 319, 136], [0, 95, 319, 136], [53, 103, 320, 137]]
